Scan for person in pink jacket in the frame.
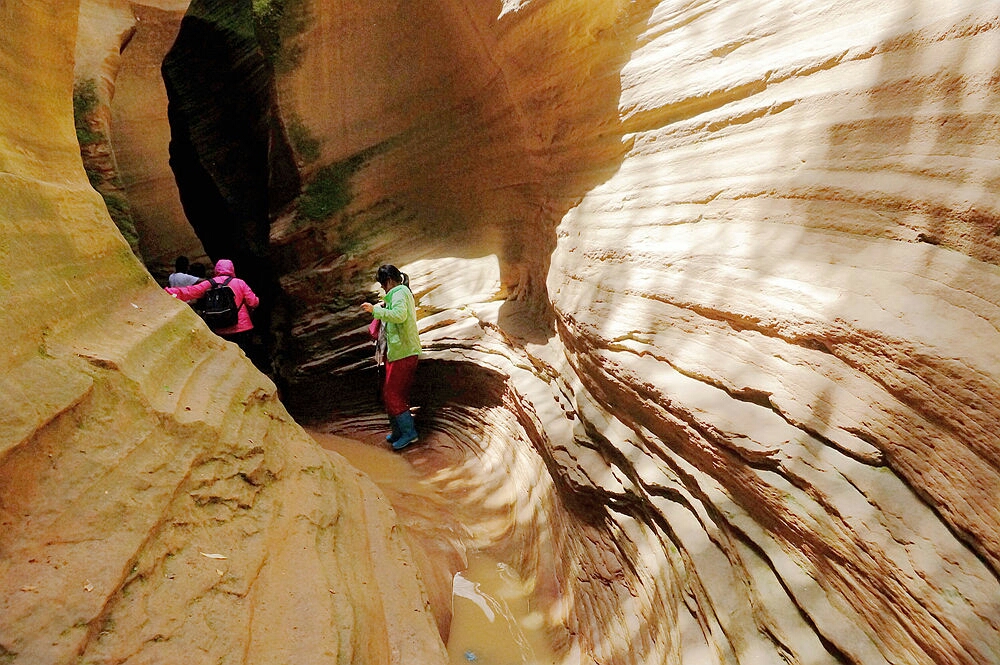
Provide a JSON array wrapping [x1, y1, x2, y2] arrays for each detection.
[[166, 258, 259, 355]]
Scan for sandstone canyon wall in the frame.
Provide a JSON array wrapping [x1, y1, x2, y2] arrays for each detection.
[[274, 1, 1000, 661], [0, 2, 446, 664], [1, 0, 999, 664], [73, 0, 145, 259], [105, 0, 208, 274]]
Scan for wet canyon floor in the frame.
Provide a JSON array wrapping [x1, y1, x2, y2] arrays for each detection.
[[310, 425, 562, 665]]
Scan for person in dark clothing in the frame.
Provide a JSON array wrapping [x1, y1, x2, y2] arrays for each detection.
[[168, 256, 201, 288]]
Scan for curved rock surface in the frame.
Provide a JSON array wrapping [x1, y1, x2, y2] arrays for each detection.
[[275, 1, 1000, 663], [0, 4, 445, 664], [2, 1, 999, 665], [107, 0, 207, 274]]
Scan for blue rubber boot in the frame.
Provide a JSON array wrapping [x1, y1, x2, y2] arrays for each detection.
[[385, 415, 401, 444], [392, 410, 419, 450]]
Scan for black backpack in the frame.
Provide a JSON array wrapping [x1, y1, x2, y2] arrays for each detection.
[[200, 277, 240, 330]]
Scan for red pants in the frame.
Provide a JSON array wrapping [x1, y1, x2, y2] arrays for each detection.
[[383, 355, 418, 416]]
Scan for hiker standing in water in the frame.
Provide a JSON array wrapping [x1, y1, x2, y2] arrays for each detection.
[[362, 264, 421, 450]]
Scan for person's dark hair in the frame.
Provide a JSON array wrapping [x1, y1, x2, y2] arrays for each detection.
[[174, 256, 190, 273], [376, 264, 403, 289]]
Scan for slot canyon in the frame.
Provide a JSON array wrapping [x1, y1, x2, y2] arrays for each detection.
[[2, 0, 1000, 663]]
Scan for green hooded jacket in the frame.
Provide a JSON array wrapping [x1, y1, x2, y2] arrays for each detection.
[[373, 284, 421, 362]]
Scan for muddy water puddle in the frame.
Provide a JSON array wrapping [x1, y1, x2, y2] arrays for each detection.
[[449, 551, 554, 665], [312, 431, 558, 665]]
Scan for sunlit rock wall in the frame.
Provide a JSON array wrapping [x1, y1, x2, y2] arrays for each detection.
[[0, 3, 446, 664], [73, 0, 144, 258], [275, 1, 1000, 664], [4, 0, 1000, 664], [547, 4, 1000, 662], [107, 0, 208, 276], [546, 4, 1000, 662]]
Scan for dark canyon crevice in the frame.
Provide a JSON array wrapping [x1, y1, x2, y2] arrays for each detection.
[[161, 0, 300, 371]]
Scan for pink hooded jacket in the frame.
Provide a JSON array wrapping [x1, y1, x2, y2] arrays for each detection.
[[165, 259, 259, 335]]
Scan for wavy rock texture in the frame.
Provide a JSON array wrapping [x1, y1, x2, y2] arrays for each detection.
[[0, 3, 445, 664], [274, 1, 1000, 664], [2, 1, 1000, 665]]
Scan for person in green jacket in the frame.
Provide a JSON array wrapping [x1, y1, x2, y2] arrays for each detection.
[[361, 264, 422, 450]]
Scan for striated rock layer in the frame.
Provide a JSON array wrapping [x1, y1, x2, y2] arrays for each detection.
[[274, 1, 1000, 664]]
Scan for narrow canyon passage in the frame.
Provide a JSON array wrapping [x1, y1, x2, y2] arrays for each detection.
[[170, 0, 1000, 659], [290, 248, 1000, 665], [2, 2, 1000, 664], [288, 289, 654, 665], [293, 330, 576, 664]]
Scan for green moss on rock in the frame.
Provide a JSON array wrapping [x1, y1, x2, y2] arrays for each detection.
[[73, 79, 102, 146], [251, 0, 310, 73], [286, 114, 321, 164]]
